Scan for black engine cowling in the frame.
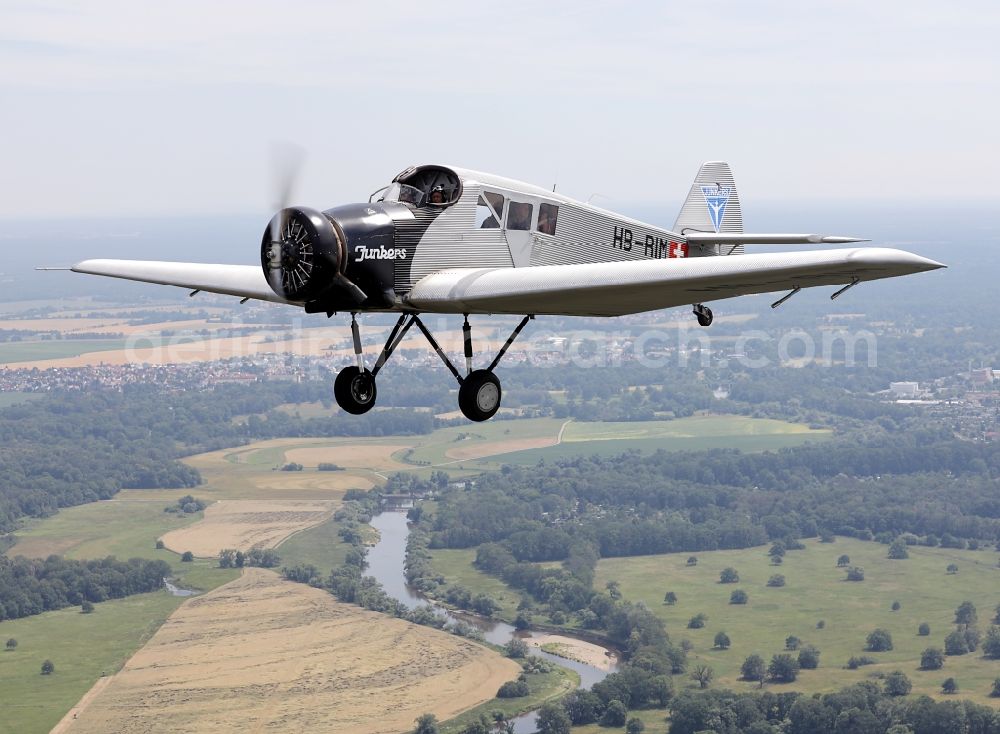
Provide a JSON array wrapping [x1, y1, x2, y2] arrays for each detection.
[[260, 207, 343, 302]]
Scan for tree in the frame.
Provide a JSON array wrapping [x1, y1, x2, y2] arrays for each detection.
[[954, 601, 977, 626], [920, 647, 944, 670], [40, 659, 54, 675], [994, 604, 1000, 625], [504, 638, 528, 659], [535, 702, 571, 734], [982, 626, 1000, 658], [5, 638, 16, 651], [719, 567, 739, 584], [687, 613, 707, 629], [891, 600, 901, 611], [816, 620, 826, 629], [785, 635, 801, 651], [837, 554, 851, 567], [888, 539, 909, 559], [601, 700, 628, 727], [713, 631, 731, 650], [798, 645, 820, 669], [413, 713, 439, 734], [918, 622, 931, 636], [846, 566, 865, 581], [686, 556, 698, 566], [497, 680, 529, 698], [945, 630, 970, 656], [218, 549, 236, 568], [769, 541, 786, 558], [946, 563, 959, 574], [866, 629, 893, 652], [884, 671, 912, 696], [768, 653, 800, 683], [691, 664, 714, 689], [942, 677, 958, 694], [606, 580, 622, 600], [729, 589, 748, 604], [626, 718, 645, 734], [181, 551, 194, 562], [767, 574, 786, 587], [81, 600, 94, 614], [562, 690, 602, 725], [741, 654, 766, 685], [513, 612, 531, 631], [990, 678, 1000, 698], [155, 539, 165, 549], [663, 591, 677, 605]]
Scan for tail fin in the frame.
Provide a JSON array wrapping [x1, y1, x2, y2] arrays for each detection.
[[674, 161, 744, 254]]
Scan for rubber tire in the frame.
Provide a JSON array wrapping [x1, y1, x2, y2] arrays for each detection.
[[334, 366, 377, 415], [695, 307, 713, 327], [458, 369, 502, 422]]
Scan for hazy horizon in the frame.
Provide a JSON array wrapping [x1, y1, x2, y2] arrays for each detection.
[[3, 1, 998, 218]]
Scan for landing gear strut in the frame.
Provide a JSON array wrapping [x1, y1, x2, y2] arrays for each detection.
[[692, 303, 713, 327], [332, 313, 533, 422]]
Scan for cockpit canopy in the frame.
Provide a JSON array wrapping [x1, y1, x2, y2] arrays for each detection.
[[374, 164, 462, 209]]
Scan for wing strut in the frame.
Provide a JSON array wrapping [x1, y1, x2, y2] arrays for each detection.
[[830, 277, 860, 300], [771, 287, 802, 309]]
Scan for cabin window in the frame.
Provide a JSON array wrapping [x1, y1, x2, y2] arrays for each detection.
[[475, 192, 504, 229], [537, 203, 558, 235], [507, 201, 533, 231]]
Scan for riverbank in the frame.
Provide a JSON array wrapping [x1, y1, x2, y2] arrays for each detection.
[[530, 634, 617, 672]]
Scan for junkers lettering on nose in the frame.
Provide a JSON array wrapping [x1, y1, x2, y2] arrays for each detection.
[[355, 245, 407, 262]]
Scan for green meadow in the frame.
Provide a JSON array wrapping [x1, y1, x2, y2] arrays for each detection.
[[0, 592, 186, 734], [595, 537, 1000, 705]]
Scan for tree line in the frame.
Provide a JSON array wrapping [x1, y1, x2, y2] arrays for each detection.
[[0, 555, 171, 621]]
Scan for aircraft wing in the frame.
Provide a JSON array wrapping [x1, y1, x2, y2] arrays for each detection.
[[405, 247, 944, 317], [70, 259, 293, 305]]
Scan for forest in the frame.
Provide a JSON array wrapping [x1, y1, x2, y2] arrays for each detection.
[[0, 555, 171, 620]]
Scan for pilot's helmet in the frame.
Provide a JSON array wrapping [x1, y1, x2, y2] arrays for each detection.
[[429, 185, 445, 203]]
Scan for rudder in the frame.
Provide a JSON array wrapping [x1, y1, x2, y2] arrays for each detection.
[[673, 161, 744, 254]]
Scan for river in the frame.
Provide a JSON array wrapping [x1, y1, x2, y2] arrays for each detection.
[[366, 511, 617, 733]]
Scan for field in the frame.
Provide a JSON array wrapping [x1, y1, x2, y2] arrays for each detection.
[[499, 415, 830, 464], [0, 591, 186, 734], [594, 537, 1000, 704], [160, 499, 337, 557], [0, 322, 479, 370], [7, 499, 238, 592], [67, 569, 522, 734], [428, 548, 524, 619]]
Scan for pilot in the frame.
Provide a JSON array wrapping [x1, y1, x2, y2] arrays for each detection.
[[428, 185, 446, 205], [537, 208, 552, 235]]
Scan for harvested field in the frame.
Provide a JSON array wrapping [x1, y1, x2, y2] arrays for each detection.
[[1, 325, 486, 370], [160, 500, 336, 557], [443, 436, 559, 461], [68, 569, 521, 734], [284, 444, 412, 471]]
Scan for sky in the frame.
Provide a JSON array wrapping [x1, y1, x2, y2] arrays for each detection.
[[1, 1, 998, 219]]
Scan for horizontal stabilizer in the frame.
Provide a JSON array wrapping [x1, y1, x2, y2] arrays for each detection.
[[685, 233, 869, 246]]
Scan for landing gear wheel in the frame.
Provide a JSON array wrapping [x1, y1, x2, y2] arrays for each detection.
[[334, 366, 377, 415], [693, 305, 713, 327], [458, 370, 502, 422]]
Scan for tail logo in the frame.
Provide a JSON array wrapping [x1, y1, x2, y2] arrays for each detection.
[[700, 185, 732, 233]]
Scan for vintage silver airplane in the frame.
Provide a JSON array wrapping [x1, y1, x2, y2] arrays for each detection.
[[70, 162, 944, 421]]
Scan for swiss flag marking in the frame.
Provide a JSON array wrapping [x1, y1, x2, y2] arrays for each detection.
[[668, 241, 688, 258]]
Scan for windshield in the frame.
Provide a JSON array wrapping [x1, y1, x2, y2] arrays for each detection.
[[379, 182, 425, 208]]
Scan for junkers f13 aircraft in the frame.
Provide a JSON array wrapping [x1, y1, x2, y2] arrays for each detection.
[[71, 162, 944, 422]]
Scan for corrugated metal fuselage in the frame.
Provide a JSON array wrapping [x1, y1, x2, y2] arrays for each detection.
[[387, 170, 714, 297]]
